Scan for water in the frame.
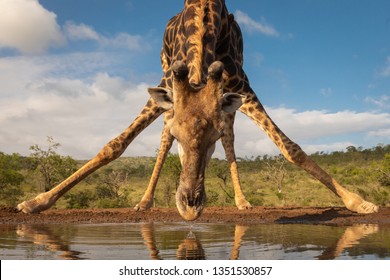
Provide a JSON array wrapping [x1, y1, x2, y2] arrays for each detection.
[[0, 223, 389, 260]]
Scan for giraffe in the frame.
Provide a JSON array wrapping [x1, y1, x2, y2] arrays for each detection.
[[17, 0, 378, 221]]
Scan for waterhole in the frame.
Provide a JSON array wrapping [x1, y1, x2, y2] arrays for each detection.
[[0, 223, 389, 260]]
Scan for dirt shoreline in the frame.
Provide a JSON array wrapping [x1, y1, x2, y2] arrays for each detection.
[[1, 206, 389, 226]]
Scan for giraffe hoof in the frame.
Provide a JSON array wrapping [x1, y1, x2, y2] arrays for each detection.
[[16, 193, 54, 214], [133, 204, 142, 211], [238, 204, 253, 210], [354, 201, 379, 214], [343, 193, 379, 214], [134, 201, 153, 211], [16, 200, 41, 214], [236, 198, 253, 210]]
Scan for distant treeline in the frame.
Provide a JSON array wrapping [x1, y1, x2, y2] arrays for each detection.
[[1, 139, 389, 209]]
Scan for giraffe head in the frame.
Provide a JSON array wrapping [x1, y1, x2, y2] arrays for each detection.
[[148, 61, 243, 221]]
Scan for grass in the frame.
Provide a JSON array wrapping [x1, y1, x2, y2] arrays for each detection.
[[4, 147, 390, 209]]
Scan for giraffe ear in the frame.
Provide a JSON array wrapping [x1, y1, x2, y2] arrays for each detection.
[[222, 93, 245, 113], [148, 87, 173, 110]]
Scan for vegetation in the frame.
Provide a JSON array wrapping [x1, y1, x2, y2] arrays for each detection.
[[29, 136, 78, 192], [0, 152, 26, 205], [1, 139, 389, 209]]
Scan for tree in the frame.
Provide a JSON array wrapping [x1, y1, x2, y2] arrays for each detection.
[[263, 155, 287, 194], [160, 152, 181, 207], [64, 190, 93, 209], [29, 136, 77, 192], [0, 152, 25, 205], [208, 159, 233, 200], [95, 170, 129, 207], [346, 146, 358, 153], [377, 153, 390, 187]]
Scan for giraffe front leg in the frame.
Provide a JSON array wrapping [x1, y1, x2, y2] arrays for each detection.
[[17, 192, 60, 214], [239, 92, 378, 214], [17, 99, 163, 214], [221, 112, 252, 210], [230, 224, 249, 260], [134, 122, 174, 211]]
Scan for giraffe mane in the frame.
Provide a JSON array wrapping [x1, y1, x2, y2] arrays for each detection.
[[184, 0, 214, 87]]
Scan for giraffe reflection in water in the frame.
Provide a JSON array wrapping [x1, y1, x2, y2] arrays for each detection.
[[140, 223, 381, 260], [317, 224, 379, 260], [15, 224, 84, 260], [13, 223, 379, 260], [139, 223, 250, 260], [140, 223, 207, 260]]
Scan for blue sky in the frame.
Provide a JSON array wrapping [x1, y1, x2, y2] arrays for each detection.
[[0, 0, 389, 159]]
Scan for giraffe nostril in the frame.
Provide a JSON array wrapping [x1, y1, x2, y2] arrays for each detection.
[[187, 198, 194, 207]]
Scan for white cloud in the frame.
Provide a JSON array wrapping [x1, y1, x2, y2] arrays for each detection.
[[380, 56, 390, 77], [228, 107, 390, 157], [0, 54, 389, 160], [0, 52, 120, 97], [320, 87, 332, 97], [368, 128, 390, 138], [0, 72, 161, 159], [100, 33, 147, 51], [64, 21, 148, 51], [234, 10, 279, 37], [365, 95, 390, 109], [0, 1, 148, 55], [0, 54, 161, 158], [64, 22, 100, 41], [269, 107, 390, 141], [1, 52, 389, 160], [301, 142, 355, 155], [0, 0, 65, 54]]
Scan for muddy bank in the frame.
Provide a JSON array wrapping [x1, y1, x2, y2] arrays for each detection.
[[1, 206, 389, 225]]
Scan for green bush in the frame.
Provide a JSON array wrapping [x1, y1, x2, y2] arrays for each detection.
[[0, 153, 25, 205], [64, 190, 94, 209], [95, 198, 126, 209], [371, 189, 389, 206], [378, 154, 390, 187]]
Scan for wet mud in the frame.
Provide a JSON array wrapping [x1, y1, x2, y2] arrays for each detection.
[[1, 206, 389, 225]]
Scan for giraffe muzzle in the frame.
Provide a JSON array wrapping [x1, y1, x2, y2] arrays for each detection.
[[176, 184, 206, 221]]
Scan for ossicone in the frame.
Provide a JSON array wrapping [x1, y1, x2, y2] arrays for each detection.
[[208, 61, 224, 81], [172, 61, 189, 81]]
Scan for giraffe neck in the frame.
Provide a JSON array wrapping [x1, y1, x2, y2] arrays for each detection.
[[158, 0, 246, 92], [183, 0, 225, 87]]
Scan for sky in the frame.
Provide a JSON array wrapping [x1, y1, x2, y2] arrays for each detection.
[[0, 0, 389, 160]]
